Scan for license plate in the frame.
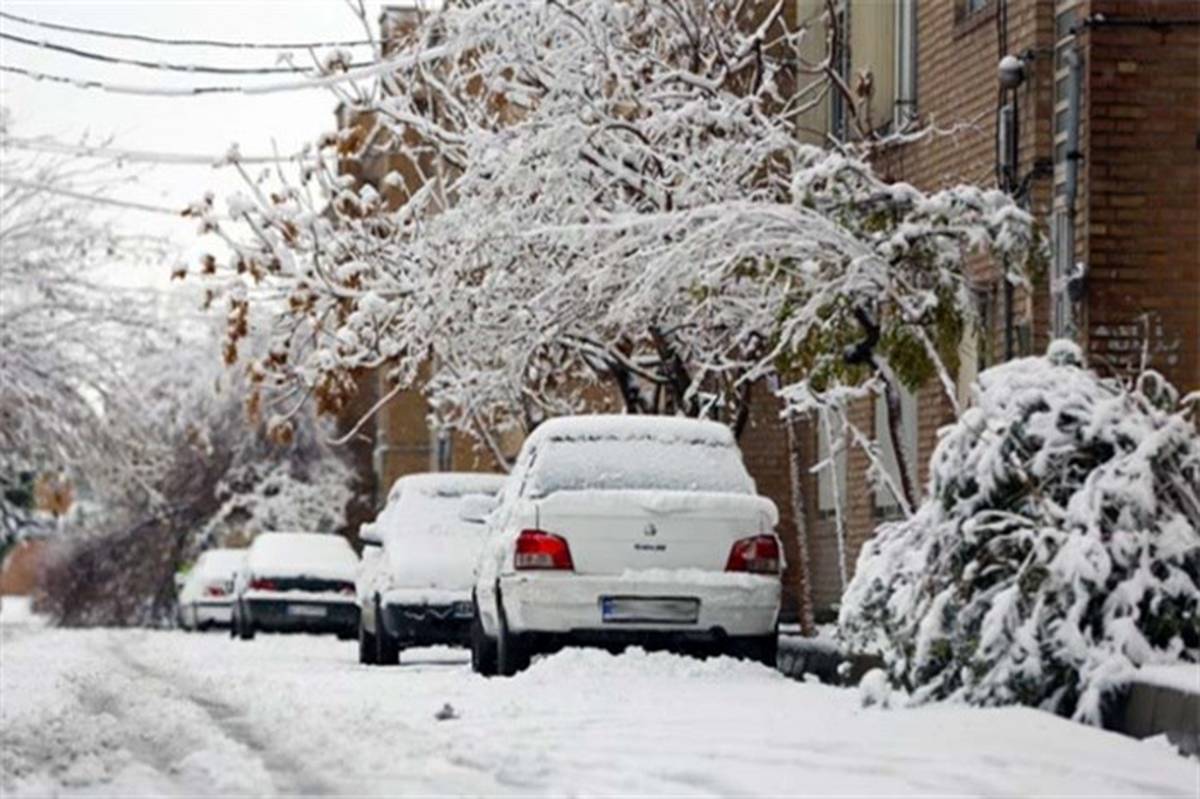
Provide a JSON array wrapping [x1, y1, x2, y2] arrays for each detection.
[[452, 601, 474, 618], [286, 604, 327, 618], [601, 596, 699, 624]]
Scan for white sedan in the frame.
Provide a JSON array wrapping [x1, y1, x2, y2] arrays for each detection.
[[472, 415, 782, 676], [357, 472, 505, 665], [176, 548, 244, 631], [231, 532, 360, 640]]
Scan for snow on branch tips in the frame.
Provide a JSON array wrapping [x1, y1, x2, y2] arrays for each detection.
[[838, 341, 1200, 725], [207, 0, 1037, 461]]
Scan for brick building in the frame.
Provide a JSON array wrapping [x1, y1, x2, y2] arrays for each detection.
[[339, 1, 1198, 622]]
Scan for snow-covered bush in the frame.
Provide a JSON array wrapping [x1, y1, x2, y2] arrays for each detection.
[[203, 457, 354, 543], [839, 341, 1200, 723]]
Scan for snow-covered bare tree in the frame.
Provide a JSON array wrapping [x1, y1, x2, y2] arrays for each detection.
[[0, 115, 174, 543], [200, 1, 1035, 452], [838, 341, 1200, 724], [194, 2, 1038, 631], [38, 323, 356, 627]]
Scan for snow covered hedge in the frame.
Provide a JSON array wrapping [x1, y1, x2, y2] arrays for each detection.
[[839, 341, 1200, 723]]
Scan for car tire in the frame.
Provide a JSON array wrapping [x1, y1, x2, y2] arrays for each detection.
[[358, 613, 378, 665], [495, 595, 530, 677], [238, 604, 256, 641], [469, 611, 497, 677], [731, 634, 777, 668], [375, 597, 400, 665]]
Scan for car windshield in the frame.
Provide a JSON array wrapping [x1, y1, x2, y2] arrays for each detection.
[[528, 435, 754, 496]]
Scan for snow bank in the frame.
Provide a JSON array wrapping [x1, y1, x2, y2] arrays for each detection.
[[523, 646, 780, 682]]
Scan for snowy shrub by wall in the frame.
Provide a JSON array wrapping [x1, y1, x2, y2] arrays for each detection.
[[838, 341, 1200, 724]]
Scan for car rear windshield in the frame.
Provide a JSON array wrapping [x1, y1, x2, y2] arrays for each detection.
[[528, 435, 754, 495]]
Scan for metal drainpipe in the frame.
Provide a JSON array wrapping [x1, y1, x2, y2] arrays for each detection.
[[1062, 45, 1083, 337]]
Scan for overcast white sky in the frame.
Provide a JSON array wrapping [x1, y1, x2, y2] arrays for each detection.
[[1, 0, 387, 285]]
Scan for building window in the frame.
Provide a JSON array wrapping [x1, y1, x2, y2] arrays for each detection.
[[873, 383, 918, 515], [963, 0, 991, 13]]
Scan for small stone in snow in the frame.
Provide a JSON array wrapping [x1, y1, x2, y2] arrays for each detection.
[[435, 703, 458, 721]]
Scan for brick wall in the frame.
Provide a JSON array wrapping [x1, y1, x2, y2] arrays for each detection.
[[1080, 0, 1200, 390]]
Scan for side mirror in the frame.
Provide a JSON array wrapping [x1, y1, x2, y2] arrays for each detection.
[[360, 522, 383, 546], [458, 493, 498, 524]]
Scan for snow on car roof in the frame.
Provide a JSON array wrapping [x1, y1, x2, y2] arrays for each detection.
[[530, 415, 736, 447], [247, 532, 357, 579], [387, 471, 506, 503], [198, 548, 245, 577], [524, 415, 755, 496]]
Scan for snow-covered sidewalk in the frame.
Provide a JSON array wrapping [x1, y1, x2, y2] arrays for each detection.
[[2, 624, 1196, 797]]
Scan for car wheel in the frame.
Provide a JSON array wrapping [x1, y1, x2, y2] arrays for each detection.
[[495, 595, 529, 677], [358, 613, 378, 665], [375, 597, 400, 665], [238, 604, 256, 641], [731, 634, 777, 668], [469, 611, 497, 677]]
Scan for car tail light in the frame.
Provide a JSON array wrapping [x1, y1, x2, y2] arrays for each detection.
[[514, 529, 574, 571], [204, 585, 227, 597], [249, 578, 277, 591], [725, 535, 781, 575]]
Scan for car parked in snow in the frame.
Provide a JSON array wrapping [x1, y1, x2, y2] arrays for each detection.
[[471, 415, 783, 676], [176, 548, 245, 631], [231, 532, 359, 640], [357, 472, 506, 665]]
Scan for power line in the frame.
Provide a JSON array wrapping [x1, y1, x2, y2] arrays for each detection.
[[0, 30, 375, 75], [0, 9, 380, 51], [1, 136, 329, 167], [1, 177, 218, 217], [0, 49, 441, 97]]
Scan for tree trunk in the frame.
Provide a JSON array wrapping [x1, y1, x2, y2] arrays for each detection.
[[783, 402, 817, 637]]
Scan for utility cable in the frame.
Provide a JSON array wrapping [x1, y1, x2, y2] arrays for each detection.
[[0, 176, 221, 217], [0, 48, 442, 96], [1, 135, 328, 167], [0, 9, 379, 50], [0, 30, 375, 75]]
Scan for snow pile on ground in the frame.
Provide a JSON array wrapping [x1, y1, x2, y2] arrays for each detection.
[[3, 627, 1197, 797], [840, 341, 1200, 724], [524, 646, 779, 682]]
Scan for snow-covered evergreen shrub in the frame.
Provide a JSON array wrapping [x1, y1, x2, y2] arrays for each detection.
[[839, 341, 1200, 723]]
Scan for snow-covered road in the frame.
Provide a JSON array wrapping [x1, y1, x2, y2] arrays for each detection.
[[2, 620, 1197, 797]]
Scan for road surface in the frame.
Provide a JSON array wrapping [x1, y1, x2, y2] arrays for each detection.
[[2, 613, 1196, 797]]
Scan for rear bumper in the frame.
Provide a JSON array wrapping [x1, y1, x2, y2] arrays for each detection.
[[244, 598, 358, 634], [380, 601, 474, 646], [494, 572, 780, 639], [194, 601, 232, 626]]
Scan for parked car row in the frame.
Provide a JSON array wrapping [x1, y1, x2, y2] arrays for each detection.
[[177, 416, 785, 678]]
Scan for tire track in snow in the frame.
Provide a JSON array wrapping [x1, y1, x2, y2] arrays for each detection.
[[105, 633, 336, 796]]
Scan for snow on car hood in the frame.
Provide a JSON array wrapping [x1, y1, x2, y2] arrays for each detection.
[[246, 532, 358, 582]]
